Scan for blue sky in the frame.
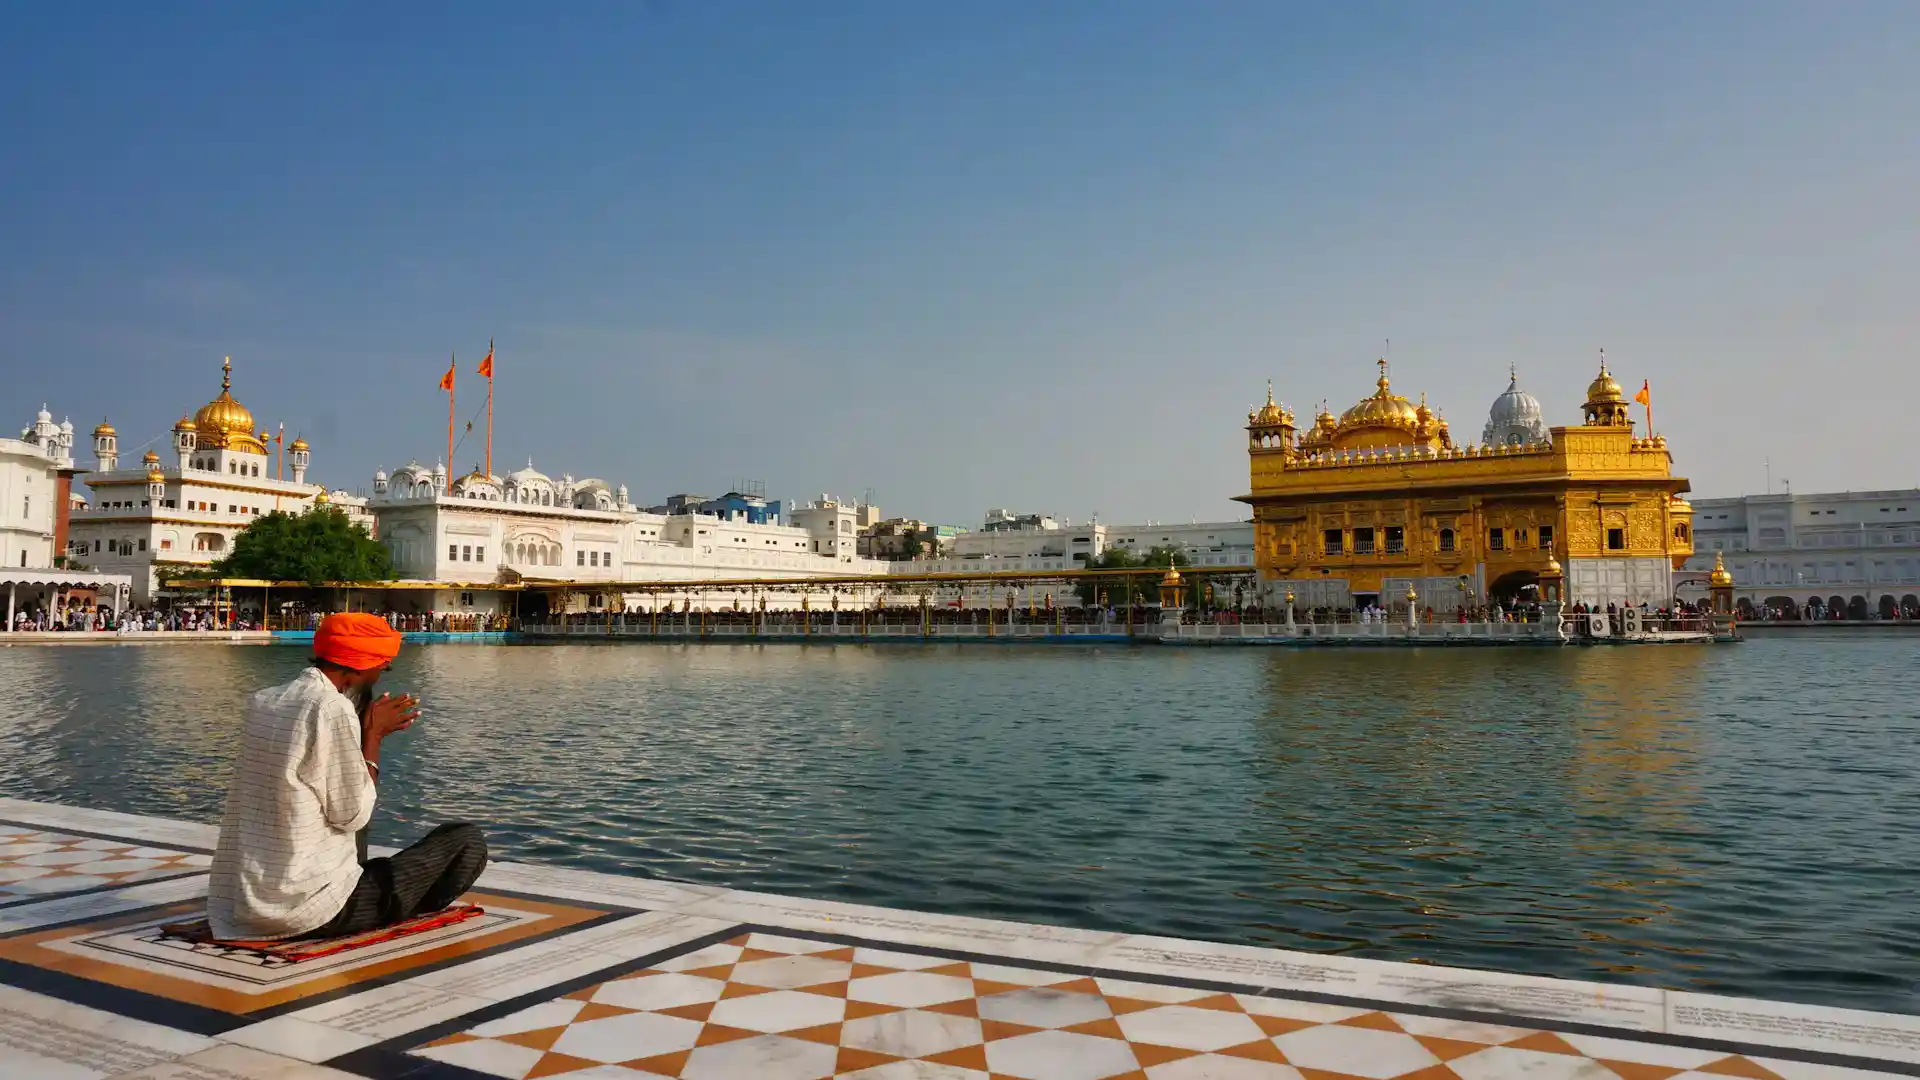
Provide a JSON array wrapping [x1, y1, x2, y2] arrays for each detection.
[[4, 2, 1916, 524]]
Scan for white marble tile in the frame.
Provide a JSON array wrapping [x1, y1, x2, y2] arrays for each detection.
[[107, 1042, 367, 1079], [1556, 1031, 1727, 1069], [217, 1017, 376, 1064], [1448, 1046, 1619, 1080], [551, 1010, 705, 1062], [280, 981, 497, 1040], [1145, 1058, 1304, 1080], [410, 911, 728, 1001], [677, 1033, 838, 1080], [0, 800, 217, 850], [1114, 1004, 1269, 1052], [412, 1037, 543, 1078], [1229, 995, 1371, 1025], [467, 998, 587, 1038], [679, 888, 1124, 967], [1666, 990, 1920, 1065], [477, 858, 725, 911], [1272, 1024, 1443, 1079], [842, 1063, 990, 1080], [652, 942, 744, 972], [976, 986, 1112, 1028], [0, 873, 207, 935], [1746, 1055, 1912, 1079], [1107, 931, 1667, 1032], [847, 970, 975, 1008], [732, 953, 853, 990], [983, 1028, 1141, 1080], [0, 984, 217, 1079], [706, 988, 846, 1033], [853, 946, 967, 971], [842, 1009, 983, 1059], [589, 972, 727, 1012]]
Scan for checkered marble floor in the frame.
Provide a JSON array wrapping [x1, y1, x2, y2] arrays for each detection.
[[0, 825, 210, 902], [413, 932, 1798, 1080]]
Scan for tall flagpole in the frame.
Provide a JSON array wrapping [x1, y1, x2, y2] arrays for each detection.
[[446, 351, 456, 478], [483, 334, 491, 476]]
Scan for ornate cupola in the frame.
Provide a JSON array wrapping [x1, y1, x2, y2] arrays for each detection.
[[1245, 381, 1296, 454], [92, 418, 118, 472], [1582, 351, 1631, 427]]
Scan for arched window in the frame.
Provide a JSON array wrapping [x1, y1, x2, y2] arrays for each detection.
[[1438, 528, 1455, 552], [1674, 523, 1690, 541]]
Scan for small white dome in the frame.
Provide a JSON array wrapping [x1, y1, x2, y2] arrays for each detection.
[[1483, 368, 1550, 447], [35, 405, 52, 424], [374, 469, 389, 481]]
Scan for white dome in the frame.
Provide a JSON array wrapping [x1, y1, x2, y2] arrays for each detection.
[[59, 418, 73, 435], [374, 469, 389, 481], [35, 405, 51, 424], [1483, 368, 1550, 447]]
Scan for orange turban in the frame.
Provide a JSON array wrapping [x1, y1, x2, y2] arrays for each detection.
[[313, 613, 402, 671]]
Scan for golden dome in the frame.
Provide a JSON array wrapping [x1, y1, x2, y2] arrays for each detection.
[[1586, 356, 1625, 404], [92, 418, 116, 437], [172, 416, 196, 432], [1159, 564, 1183, 586], [288, 437, 309, 452], [146, 467, 164, 484], [1249, 381, 1291, 426], [142, 450, 160, 464], [1327, 359, 1440, 450], [191, 357, 266, 453], [314, 489, 331, 505], [1339, 372, 1421, 429], [1708, 551, 1734, 587]]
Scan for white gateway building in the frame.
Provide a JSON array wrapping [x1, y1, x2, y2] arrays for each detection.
[[1681, 488, 1920, 618], [66, 359, 360, 604], [367, 466, 894, 614]]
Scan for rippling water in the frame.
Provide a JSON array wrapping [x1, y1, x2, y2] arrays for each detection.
[[0, 638, 1915, 1011]]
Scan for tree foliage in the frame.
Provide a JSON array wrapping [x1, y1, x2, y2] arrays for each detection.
[[213, 508, 392, 585], [1074, 545, 1191, 607]]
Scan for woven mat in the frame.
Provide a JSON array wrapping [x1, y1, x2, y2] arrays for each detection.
[[158, 903, 485, 962]]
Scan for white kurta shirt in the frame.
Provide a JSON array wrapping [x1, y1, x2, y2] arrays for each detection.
[[209, 666, 374, 939]]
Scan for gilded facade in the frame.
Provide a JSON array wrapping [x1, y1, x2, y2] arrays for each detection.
[[1237, 358, 1694, 610]]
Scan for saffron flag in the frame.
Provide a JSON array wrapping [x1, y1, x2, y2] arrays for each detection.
[[1634, 380, 1651, 406], [438, 359, 456, 391], [477, 340, 494, 379]]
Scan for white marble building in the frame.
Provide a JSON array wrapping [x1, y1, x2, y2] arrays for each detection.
[[365, 465, 897, 614], [67, 360, 337, 603], [1, 407, 73, 570], [914, 514, 1255, 574], [1681, 489, 1920, 617]]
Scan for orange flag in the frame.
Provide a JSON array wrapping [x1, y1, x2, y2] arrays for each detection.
[[1633, 379, 1651, 406], [476, 339, 494, 379], [438, 358, 456, 391]]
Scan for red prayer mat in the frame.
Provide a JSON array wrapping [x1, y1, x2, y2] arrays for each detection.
[[158, 904, 485, 962]]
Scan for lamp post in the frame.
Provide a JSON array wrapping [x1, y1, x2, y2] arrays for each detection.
[[1405, 583, 1419, 631], [1284, 589, 1296, 630]]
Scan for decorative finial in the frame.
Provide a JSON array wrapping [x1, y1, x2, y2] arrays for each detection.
[[1508, 360, 1517, 388], [1598, 348, 1607, 376], [222, 356, 232, 391], [1265, 378, 1274, 406]]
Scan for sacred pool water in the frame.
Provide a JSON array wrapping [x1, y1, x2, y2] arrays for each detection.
[[0, 637, 1913, 1013]]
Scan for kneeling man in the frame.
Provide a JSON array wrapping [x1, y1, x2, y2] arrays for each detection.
[[209, 613, 488, 940]]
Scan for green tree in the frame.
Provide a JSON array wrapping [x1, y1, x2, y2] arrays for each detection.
[[1074, 545, 1190, 607], [900, 528, 924, 560], [213, 508, 392, 585]]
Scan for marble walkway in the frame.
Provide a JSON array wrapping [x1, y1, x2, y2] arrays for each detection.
[[0, 798, 1914, 1080]]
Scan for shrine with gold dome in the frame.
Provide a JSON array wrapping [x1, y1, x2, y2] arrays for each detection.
[[65, 357, 372, 603], [1237, 355, 1694, 611]]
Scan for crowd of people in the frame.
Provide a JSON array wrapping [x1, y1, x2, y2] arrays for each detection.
[[5, 605, 256, 632]]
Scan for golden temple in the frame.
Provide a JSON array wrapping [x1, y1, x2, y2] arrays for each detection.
[[1237, 355, 1694, 610]]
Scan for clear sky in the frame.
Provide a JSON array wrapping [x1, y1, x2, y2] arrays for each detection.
[[4, 2, 1916, 525]]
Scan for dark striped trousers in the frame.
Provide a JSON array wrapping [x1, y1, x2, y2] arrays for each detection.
[[301, 823, 489, 938]]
